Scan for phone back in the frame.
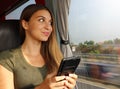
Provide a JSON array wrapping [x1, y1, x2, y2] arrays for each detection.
[[57, 56, 81, 76]]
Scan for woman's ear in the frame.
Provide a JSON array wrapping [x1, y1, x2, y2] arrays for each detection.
[[21, 20, 29, 30]]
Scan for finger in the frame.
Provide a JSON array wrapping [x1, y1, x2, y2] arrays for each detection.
[[50, 84, 68, 89], [64, 74, 77, 88], [50, 80, 68, 89], [54, 76, 66, 82], [54, 80, 66, 87], [69, 73, 78, 80], [54, 86, 68, 89], [65, 76, 75, 85], [64, 80, 74, 89]]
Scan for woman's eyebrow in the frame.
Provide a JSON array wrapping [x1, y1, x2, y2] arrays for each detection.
[[36, 16, 52, 21], [36, 16, 45, 18]]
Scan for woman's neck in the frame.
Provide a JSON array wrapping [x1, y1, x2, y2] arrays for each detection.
[[21, 40, 45, 67], [21, 39, 42, 56]]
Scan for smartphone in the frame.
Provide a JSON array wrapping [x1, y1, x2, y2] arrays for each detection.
[[57, 56, 81, 76]]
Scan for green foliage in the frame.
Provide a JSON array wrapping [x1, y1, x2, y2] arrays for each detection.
[[71, 38, 120, 54], [76, 40, 101, 54]]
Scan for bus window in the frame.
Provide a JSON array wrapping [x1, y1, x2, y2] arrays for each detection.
[[69, 0, 120, 88]]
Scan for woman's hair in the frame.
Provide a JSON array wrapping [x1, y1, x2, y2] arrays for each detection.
[[20, 4, 63, 73]]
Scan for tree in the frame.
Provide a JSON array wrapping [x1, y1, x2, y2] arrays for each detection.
[[114, 38, 120, 44], [76, 40, 101, 54]]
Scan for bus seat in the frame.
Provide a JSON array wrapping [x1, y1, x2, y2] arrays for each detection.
[[0, 20, 22, 52]]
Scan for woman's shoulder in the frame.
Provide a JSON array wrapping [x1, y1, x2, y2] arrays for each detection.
[[0, 47, 21, 60], [0, 47, 21, 72]]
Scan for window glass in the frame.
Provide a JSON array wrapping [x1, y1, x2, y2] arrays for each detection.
[[69, 0, 120, 88]]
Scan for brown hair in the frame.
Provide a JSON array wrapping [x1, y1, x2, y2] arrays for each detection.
[[20, 4, 63, 73]]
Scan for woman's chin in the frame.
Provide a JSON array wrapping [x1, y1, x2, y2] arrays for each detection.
[[41, 38, 49, 42]]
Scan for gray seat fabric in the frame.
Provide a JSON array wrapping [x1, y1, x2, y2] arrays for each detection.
[[0, 20, 22, 52]]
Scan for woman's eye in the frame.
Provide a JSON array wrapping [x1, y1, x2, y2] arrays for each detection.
[[39, 18, 44, 22]]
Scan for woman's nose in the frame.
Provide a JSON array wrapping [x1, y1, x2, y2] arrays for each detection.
[[45, 22, 52, 30]]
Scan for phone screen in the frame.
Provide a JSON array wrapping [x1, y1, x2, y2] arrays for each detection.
[[57, 56, 81, 76]]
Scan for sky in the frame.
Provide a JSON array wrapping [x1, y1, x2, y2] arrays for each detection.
[[69, 0, 120, 44]]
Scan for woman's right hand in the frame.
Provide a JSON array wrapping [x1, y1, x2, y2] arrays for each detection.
[[35, 73, 68, 89]]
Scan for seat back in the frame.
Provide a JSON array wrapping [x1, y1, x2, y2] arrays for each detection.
[[0, 20, 22, 52]]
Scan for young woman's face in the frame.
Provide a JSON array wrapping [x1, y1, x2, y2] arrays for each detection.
[[23, 9, 53, 42]]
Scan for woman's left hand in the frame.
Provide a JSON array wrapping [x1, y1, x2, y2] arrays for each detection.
[[64, 73, 78, 89]]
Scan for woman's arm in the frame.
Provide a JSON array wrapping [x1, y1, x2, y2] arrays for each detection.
[[0, 65, 14, 89]]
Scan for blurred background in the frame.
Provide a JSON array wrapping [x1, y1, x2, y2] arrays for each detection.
[[69, 0, 120, 89]]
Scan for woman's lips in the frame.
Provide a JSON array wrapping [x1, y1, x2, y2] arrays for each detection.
[[43, 32, 50, 36]]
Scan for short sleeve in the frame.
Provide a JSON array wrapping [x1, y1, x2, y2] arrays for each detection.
[[0, 51, 14, 72]]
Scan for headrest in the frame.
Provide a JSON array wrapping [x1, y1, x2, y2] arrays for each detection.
[[0, 20, 22, 52]]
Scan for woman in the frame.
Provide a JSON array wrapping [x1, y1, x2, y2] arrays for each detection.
[[0, 4, 77, 89]]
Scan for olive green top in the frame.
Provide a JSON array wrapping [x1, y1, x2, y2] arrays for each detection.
[[0, 47, 47, 89]]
